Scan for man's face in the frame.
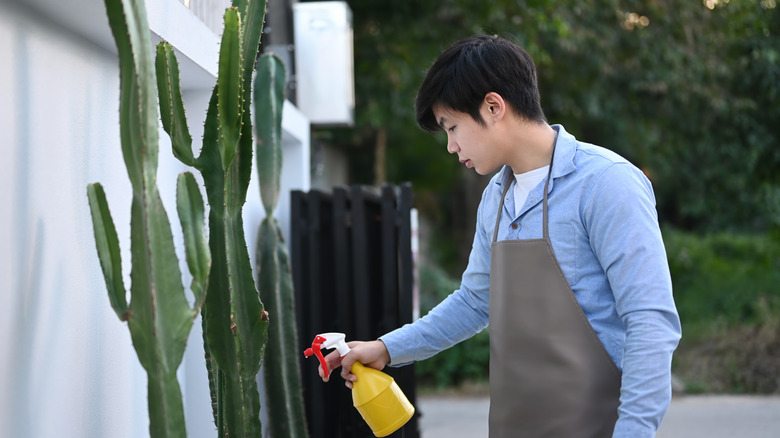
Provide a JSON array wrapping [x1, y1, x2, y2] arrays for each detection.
[[433, 103, 502, 175]]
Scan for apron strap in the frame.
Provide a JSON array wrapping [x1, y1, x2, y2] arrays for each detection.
[[492, 173, 514, 243], [492, 128, 559, 243]]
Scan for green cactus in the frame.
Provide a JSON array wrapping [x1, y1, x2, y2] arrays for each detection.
[[87, 0, 210, 437], [155, 1, 277, 436], [254, 55, 309, 438], [93, 0, 299, 435]]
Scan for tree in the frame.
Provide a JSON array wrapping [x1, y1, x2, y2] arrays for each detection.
[[314, 0, 779, 269]]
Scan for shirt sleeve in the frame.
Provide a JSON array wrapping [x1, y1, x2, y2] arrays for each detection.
[[379, 184, 494, 366], [582, 163, 682, 437]]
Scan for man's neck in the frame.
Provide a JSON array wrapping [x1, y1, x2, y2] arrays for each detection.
[[506, 122, 557, 174]]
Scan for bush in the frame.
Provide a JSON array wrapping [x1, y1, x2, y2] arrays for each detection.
[[415, 263, 490, 390], [664, 228, 780, 333], [664, 228, 780, 393]]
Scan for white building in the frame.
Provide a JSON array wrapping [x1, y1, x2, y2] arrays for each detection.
[[0, 0, 331, 436]]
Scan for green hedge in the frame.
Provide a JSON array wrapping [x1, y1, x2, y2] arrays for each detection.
[[664, 228, 780, 393], [664, 228, 780, 335]]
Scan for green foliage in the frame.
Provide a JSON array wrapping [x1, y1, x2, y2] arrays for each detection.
[[664, 227, 780, 333], [664, 228, 780, 393], [87, 0, 211, 436], [538, 1, 780, 232], [414, 263, 490, 389], [254, 54, 309, 438], [320, 0, 779, 241]]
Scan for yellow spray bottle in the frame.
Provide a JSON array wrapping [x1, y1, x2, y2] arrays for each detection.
[[304, 332, 415, 437]]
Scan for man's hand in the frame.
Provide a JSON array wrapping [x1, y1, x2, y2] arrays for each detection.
[[318, 340, 391, 389]]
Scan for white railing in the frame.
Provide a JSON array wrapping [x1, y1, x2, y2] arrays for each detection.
[[179, 0, 232, 35]]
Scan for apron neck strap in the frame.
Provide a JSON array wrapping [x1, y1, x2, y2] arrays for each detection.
[[492, 128, 559, 243]]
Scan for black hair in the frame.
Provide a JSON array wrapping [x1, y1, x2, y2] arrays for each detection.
[[415, 34, 546, 133]]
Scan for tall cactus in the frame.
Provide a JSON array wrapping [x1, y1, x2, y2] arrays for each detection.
[[155, 1, 274, 436], [255, 55, 309, 438], [87, 0, 210, 437]]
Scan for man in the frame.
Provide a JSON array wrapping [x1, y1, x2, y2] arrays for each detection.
[[318, 34, 681, 437]]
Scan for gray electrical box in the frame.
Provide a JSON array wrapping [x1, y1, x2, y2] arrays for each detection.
[[293, 1, 355, 127]]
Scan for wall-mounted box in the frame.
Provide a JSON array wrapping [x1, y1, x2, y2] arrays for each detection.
[[293, 1, 355, 127]]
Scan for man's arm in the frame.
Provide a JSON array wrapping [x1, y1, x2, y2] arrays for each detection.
[[379, 184, 496, 366], [583, 163, 682, 437], [321, 185, 496, 385]]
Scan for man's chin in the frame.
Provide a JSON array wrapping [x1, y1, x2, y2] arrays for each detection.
[[476, 165, 501, 176]]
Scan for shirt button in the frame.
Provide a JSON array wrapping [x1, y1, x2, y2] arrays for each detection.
[[511, 224, 518, 230]]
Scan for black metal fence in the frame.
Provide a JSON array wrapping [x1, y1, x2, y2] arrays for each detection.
[[291, 183, 419, 438]]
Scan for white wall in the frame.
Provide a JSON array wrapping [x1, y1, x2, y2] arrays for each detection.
[[0, 1, 310, 437], [0, 5, 149, 437]]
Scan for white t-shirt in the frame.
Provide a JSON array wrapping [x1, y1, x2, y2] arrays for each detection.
[[513, 166, 549, 216]]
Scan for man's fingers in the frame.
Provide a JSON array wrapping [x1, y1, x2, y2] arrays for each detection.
[[318, 364, 330, 382], [313, 340, 388, 385], [316, 350, 344, 382]]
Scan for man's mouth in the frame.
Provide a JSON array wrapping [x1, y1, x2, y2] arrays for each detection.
[[460, 158, 472, 168]]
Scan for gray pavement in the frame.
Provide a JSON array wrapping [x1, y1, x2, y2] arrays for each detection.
[[417, 394, 780, 437]]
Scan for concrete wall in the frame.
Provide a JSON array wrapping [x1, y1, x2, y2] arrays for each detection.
[[0, 1, 310, 436]]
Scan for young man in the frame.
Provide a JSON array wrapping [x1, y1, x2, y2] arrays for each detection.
[[319, 34, 681, 437]]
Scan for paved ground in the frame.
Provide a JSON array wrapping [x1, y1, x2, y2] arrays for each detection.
[[417, 394, 780, 437]]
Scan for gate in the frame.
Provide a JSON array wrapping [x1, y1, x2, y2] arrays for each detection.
[[291, 182, 419, 438]]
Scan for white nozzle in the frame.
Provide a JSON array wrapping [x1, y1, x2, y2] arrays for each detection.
[[318, 332, 351, 357]]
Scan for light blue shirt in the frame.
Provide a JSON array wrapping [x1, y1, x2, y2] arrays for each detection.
[[380, 125, 682, 437]]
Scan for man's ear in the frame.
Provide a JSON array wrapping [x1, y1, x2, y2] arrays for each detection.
[[483, 92, 506, 121]]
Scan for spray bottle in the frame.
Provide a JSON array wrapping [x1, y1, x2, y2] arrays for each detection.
[[304, 332, 415, 437]]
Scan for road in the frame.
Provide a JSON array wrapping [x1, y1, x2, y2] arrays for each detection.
[[416, 394, 780, 437]]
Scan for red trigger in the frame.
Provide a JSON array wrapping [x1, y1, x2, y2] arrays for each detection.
[[303, 335, 330, 377]]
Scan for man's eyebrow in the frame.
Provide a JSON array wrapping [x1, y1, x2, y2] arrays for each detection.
[[438, 116, 447, 129]]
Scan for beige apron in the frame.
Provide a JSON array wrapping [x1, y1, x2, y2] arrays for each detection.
[[488, 140, 622, 437]]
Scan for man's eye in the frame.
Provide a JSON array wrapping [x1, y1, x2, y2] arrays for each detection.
[[448, 126, 456, 132]]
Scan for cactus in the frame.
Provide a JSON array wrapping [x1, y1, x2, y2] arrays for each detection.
[[255, 55, 309, 438], [87, 0, 210, 437], [155, 1, 275, 436], [93, 0, 299, 435]]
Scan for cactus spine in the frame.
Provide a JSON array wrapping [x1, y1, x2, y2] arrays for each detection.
[[87, 0, 210, 437], [254, 55, 309, 438], [156, 1, 275, 436]]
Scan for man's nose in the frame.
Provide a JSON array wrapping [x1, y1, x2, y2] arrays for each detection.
[[446, 138, 459, 154]]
